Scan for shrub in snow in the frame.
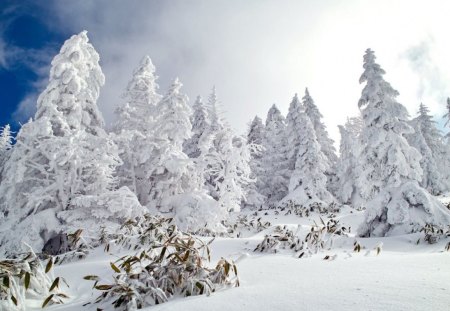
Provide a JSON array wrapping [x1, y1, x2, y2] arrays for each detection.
[[85, 219, 239, 310], [0, 31, 143, 256], [355, 49, 450, 237], [278, 200, 340, 217], [417, 223, 450, 245], [224, 214, 271, 237], [255, 218, 349, 258], [0, 248, 69, 310]]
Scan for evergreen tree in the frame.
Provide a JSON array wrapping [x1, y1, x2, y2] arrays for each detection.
[[335, 118, 363, 205], [207, 86, 225, 134], [302, 88, 338, 166], [406, 103, 449, 194], [183, 95, 209, 158], [147, 78, 197, 211], [245, 115, 265, 209], [0, 32, 142, 255], [199, 128, 252, 213], [285, 94, 304, 172], [260, 104, 289, 205], [356, 49, 450, 237], [0, 124, 12, 166], [113, 56, 162, 199], [282, 108, 333, 208]]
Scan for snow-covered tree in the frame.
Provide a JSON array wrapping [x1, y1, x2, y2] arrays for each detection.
[[114, 55, 161, 133], [0, 124, 13, 166], [199, 128, 252, 213], [302, 88, 338, 167], [444, 97, 450, 144], [146, 78, 198, 211], [356, 49, 450, 237], [0, 31, 142, 255], [334, 119, 363, 205], [285, 94, 304, 172], [183, 95, 209, 158], [244, 116, 265, 208], [406, 103, 449, 194], [260, 104, 290, 205], [113, 56, 161, 199], [282, 108, 333, 208], [207, 86, 225, 134]]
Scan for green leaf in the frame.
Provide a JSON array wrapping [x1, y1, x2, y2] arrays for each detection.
[[45, 258, 53, 273], [110, 262, 120, 273], [42, 294, 54, 308], [49, 277, 60, 291], [24, 272, 31, 290], [3, 276, 9, 288], [95, 284, 113, 290], [83, 275, 99, 281]]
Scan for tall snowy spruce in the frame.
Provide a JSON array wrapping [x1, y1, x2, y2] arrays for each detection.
[[0, 32, 142, 255], [244, 115, 265, 209], [0, 124, 12, 167], [334, 117, 364, 205], [356, 49, 450, 237], [199, 127, 253, 213], [260, 104, 290, 205], [285, 94, 304, 172], [281, 108, 334, 208], [445, 98, 450, 144], [183, 95, 209, 158], [406, 103, 449, 194], [302, 88, 338, 167], [147, 78, 197, 210], [113, 55, 162, 201]]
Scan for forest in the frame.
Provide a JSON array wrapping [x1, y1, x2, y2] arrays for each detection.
[[0, 31, 449, 311]]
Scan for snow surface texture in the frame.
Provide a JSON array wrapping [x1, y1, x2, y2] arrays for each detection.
[[22, 205, 450, 311]]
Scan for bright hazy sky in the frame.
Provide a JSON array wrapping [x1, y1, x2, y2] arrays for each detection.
[[1, 0, 450, 144]]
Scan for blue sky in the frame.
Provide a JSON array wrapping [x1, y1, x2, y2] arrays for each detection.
[[1, 0, 450, 140], [0, 1, 68, 131]]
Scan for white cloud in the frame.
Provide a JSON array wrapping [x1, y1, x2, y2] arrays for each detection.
[[17, 0, 450, 142]]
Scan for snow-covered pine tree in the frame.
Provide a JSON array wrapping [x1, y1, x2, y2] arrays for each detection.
[[113, 56, 161, 200], [445, 98, 450, 143], [356, 49, 450, 237], [335, 119, 363, 205], [244, 115, 265, 209], [285, 94, 304, 173], [146, 78, 198, 211], [281, 108, 334, 208], [0, 124, 13, 166], [260, 104, 290, 206], [199, 87, 227, 198], [406, 103, 449, 194], [0, 31, 142, 256], [199, 127, 253, 213], [114, 55, 161, 133], [183, 95, 209, 158], [207, 86, 225, 134], [302, 88, 338, 167]]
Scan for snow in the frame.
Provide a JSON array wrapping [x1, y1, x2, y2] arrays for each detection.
[[25, 205, 450, 311]]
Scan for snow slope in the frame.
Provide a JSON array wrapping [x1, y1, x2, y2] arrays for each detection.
[[28, 206, 450, 311]]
